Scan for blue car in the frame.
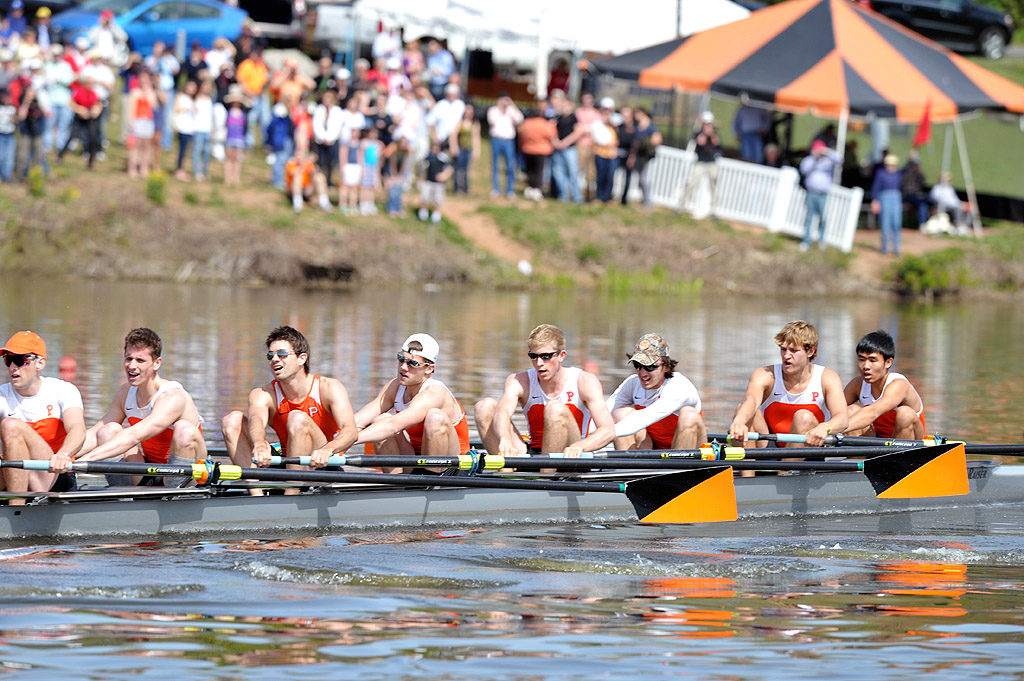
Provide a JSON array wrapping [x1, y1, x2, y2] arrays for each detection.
[[52, 0, 248, 56]]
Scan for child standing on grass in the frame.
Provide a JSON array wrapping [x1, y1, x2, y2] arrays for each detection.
[[266, 102, 294, 190], [222, 87, 248, 186], [385, 136, 412, 217], [418, 140, 453, 223], [339, 127, 361, 215], [359, 126, 383, 215], [125, 69, 157, 178]]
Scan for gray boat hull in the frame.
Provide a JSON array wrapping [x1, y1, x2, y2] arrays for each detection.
[[1, 462, 1019, 540]]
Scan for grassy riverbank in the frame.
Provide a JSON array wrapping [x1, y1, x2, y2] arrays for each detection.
[[1, 139, 1022, 299]]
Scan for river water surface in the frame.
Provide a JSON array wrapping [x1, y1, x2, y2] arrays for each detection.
[[1, 279, 1023, 679]]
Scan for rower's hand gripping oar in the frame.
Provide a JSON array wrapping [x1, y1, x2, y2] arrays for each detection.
[[5, 459, 738, 524]]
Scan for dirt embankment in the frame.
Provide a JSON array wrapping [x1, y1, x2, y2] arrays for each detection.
[[0, 173, 991, 296]]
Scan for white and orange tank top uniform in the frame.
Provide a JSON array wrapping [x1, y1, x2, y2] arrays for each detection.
[[124, 381, 204, 465], [270, 375, 339, 454], [394, 378, 471, 455], [523, 367, 592, 450], [0, 377, 83, 453], [607, 373, 702, 449], [858, 371, 925, 437], [761, 363, 830, 434]]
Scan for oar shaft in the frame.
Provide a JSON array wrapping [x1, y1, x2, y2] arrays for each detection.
[[273, 454, 863, 473]]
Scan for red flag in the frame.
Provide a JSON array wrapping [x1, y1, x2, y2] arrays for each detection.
[[913, 100, 932, 148]]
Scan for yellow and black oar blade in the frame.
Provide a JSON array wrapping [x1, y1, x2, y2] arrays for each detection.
[[863, 443, 968, 499], [624, 467, 737, 524]]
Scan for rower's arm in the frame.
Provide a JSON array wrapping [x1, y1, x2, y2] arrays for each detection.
[[566, 373, 616, 454], [614, 377, 698, 438], [729, 367, 772, 442], [316, 378, 358, 454], [356, 383, 444, 445], [54, 407, 86, 460], [845, 378, 910, 433], [246, 386, 276, 447], [805, 368, 849, 445], [494, 373, 527, 455], [79, 390, 188, 461]]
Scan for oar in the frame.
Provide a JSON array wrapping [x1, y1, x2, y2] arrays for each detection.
[[710, 432, 1024, 454], [3, 459, 737, 524], [272, 442, 969, 499]]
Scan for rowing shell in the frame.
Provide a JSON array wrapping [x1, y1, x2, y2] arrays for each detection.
[[0, 460, 1017, 540]]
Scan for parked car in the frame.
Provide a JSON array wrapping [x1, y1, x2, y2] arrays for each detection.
[[0, 0, 78, 17], [51, 0, 247, 55], [859, 0, 1016, 59]]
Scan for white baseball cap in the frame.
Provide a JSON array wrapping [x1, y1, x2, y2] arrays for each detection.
[[701, 111, 715, 123], [402, 333, 439, 364], [599, 96, 615, 109]]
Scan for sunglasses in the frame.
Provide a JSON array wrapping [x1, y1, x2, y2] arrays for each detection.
[[3, 353, 37, 368], [632, 360, 661, 372], [397, 353, 431, 368], [527, 351, 559, 361], [266, 350, 293, 360]]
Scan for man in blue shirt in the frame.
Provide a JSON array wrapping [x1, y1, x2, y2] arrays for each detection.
[[799, 140, 842, 251], [425, 39, 455, 100]]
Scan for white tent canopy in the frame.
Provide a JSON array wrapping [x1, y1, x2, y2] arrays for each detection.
[[354, 0, 751, 66]]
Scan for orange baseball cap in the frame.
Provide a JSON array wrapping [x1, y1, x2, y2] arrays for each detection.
[[1, 331, 47, 358]]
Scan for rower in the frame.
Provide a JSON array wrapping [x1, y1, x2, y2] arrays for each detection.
[[51, 328, 206, 488], [607, 333, 706, 450], [728, 320, 847, 448], [347, 333, 471, 472], [221, 325, 358, 494], [0, 331, 85, 503], [474, 323, 615, 459], [843, 329, 925, 440]]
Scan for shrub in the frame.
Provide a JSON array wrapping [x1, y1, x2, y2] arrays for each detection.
[[146, 171, 167, 205], [27, 167, 46, 197], [885, 248, 969, 296]]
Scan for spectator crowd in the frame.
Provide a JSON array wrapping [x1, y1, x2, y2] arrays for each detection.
[[0, 5, 971, 235]]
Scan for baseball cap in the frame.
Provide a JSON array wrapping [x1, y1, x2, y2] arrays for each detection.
[[386, 56, 401, 70], [75, 36, 91, 51], [335, 67, 350, 80], [599, 96, 615, 109], [811, 139, 827, 152], [100, 8, 114, 20], [884, 154, 899, 166], [2, 331, 47, 359], [401, 333, 439, 364], [628, 333, 669, 366], [11, 0, 23, 10], [36, 6, 51, 17]]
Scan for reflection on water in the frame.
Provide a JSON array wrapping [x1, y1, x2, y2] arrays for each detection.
[[3, 278, 1024, 444]]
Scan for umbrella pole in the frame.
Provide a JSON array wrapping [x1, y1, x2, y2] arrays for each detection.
[[953, 117, 982, 236], [834, 108, 849, 183]]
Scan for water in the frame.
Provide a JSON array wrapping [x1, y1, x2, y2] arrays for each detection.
[[2, 279, 1024, 679]]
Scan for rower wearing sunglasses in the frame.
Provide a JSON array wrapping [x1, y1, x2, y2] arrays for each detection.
[[50, 328, 206, 488], [0, 331, 85, 503], [348, 334, 470, 472], [474, 324, 615, 459], [607, 334, 706, 451], [221, 326, 358, 493]]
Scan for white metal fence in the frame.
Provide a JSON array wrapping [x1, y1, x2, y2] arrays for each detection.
[[620, 146, 864, 252]]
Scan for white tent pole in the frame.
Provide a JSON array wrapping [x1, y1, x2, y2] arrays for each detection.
[[953, 117, 982, 236], [941, 123, 953, 177], [834, 107, 849, 183]]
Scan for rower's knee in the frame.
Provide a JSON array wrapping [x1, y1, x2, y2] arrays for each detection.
[[893, 406, 920, 434], [285, 409, 315, 434], [221, 410, 244, 439], [791, 409, 820, 433], [0, 416, 25, 443], [423, 408, 448, 438], [474, 398, 497, 428], [96, 421, 124, 444], [543, 400, 571, 422], [170, 421, 201, 450], [612, 406, 635, 422]]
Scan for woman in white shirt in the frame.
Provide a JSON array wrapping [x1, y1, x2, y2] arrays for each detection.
[[172, 79, 196, 180], [312, 89, 342, 187], [191, 79, 214, 180]]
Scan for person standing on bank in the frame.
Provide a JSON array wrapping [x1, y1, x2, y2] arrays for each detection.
[[799, 140, 842, 251], [681, 111, 721, 216], [871, 154, 903, 256]]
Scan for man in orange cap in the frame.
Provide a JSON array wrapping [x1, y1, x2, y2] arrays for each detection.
[[0, 331, 85, 502]]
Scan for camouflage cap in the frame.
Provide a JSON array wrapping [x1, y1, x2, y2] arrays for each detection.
[[628, 333, 669, 366]]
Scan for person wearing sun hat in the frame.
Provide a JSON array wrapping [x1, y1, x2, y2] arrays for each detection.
[[0, 331, 85, 502], [350, 333, 471, 471], [607, 334, 706, 451], [34, 6, 53, 50]]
